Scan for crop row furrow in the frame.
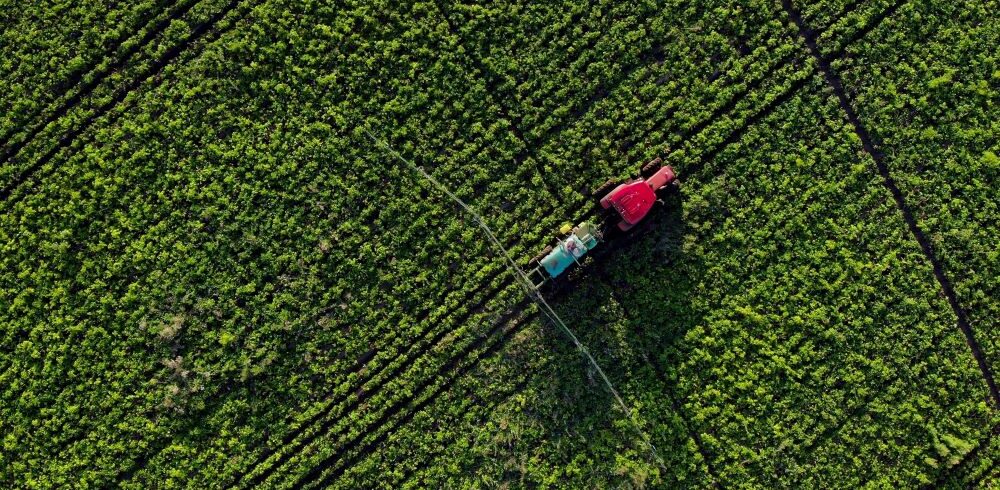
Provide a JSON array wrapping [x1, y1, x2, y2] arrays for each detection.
[[799, 0, 864, 33], [0, 0, 250, 206], [429, 0, 561, 201], [780, 0, 1000, 407], [255, 286, 530, 487], [0, 1, 170, 145], [297, 302, 535, 489], [0, 0, 203, 168], [391, 374, 538, 488], [234, 269, 518, 487]]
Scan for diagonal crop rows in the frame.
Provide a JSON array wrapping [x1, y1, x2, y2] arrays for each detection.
[[4, 0, 999, 487], [0, 0, 203, 167], [0, 0, 251, 205], [780, 0, 1000, 407]]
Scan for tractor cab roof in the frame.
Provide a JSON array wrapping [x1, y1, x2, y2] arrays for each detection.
[[609, 181, 656, 225]]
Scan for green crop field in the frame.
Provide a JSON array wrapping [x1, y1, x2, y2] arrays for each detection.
[[1, 0, 998, 487]]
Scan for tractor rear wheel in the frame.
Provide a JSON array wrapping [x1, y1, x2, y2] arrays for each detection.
[[530, 245, 553, 265], [591, 179, 616, 202], [640, 157, 663, 178]]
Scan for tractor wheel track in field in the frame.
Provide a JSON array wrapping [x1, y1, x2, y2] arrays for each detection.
[[295, 304, 535, 489], [644, 352, 723, 487], [0, 0, 251, 207], [113, 245, 512, 485], [696, 69, 813, 168], [0, 0, 201, 166], [0, 0, 174, 150], [392, 374, 539, 487], [229, 269, 515, 487], [781, 0, 1000, 408], [923, 422, 1000, 489], [601, 0, 860, 164], [593, 262, 722, 488], [673, 53, 802, 144], [623, 50, 804, 158], [688, 0, 904, 170], [431, 0, 562, 202]]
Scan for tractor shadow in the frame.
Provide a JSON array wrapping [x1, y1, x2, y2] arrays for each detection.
[[520, 190, 713, 485]]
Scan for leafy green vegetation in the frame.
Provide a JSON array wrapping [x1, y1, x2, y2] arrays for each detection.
[[0, 0, 997, 488], [832, 0, 1000, 393]]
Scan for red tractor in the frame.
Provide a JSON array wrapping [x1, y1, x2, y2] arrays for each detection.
[[525, 157, 678, 289], [593, 157, 679, 231]]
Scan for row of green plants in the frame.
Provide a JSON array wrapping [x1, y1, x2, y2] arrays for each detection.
[[0, 0, 163, 145], [0, 0, 246, 191], [2, 0, 997, 488], [831, 0, 1000, 417]]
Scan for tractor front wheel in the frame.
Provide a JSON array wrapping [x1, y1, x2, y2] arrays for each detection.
[[640, 157, 663, 178], [592, 179, 616, 204]]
